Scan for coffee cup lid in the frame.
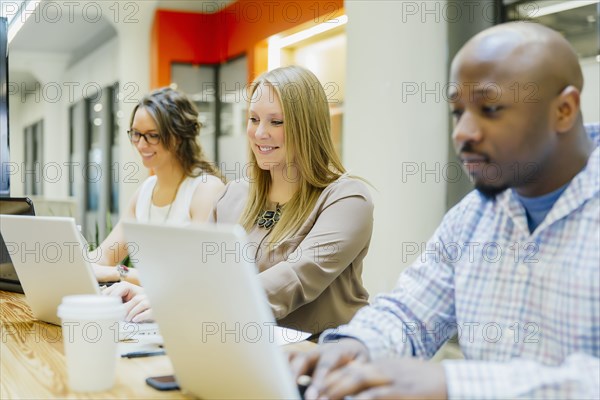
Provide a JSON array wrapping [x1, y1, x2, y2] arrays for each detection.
[[57, 295, 125, 321]]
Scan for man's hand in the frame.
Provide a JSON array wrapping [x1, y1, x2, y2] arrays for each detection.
[[289, 338, 370, 395], [306, 358, 448, 400]]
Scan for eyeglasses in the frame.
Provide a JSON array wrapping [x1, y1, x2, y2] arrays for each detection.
[[127, 129, 161, 145]]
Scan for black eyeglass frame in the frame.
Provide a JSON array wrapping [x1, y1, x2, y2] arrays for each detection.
[[127, 129, 161, 145]]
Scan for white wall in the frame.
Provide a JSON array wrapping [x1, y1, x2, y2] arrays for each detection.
[[9, 52, 66, 198], [65, 37, 119, 103], [344, 1, 449, 295], [580, 57, 600, 124], [112, 1, 159, 214]]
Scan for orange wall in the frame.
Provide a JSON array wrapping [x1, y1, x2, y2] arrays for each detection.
[[151, 11, 224, 88], [151, 0, 344, 88]]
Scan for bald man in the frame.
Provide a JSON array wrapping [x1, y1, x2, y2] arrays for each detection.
[[290, 22, 599, 399]]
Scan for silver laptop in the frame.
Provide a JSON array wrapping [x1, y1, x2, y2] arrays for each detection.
[[122, 221, 301, 400], [0, 215, 158, 339]]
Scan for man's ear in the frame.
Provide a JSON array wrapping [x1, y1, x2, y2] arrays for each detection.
[[554, 85, 580, 133]]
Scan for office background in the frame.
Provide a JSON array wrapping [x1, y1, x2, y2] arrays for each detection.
[[3, 0, 599, 295]]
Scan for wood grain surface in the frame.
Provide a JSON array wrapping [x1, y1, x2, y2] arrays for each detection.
[[0, 291, 189, 399], [1, 291, 314, 399]]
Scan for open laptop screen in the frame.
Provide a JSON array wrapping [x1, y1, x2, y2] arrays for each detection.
[[0, 197, 35, 292]]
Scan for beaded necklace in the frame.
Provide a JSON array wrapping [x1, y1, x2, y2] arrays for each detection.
[[256, 203, 282, 229]]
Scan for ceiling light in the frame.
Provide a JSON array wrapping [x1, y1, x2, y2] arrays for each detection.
[[518, 0, 599, 18], [268, 15, 348, 70]]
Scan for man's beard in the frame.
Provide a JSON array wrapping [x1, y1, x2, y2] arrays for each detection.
[[474, 182, 509, 199]]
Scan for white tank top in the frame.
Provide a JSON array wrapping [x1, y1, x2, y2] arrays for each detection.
[[135, 175, 220, 225]]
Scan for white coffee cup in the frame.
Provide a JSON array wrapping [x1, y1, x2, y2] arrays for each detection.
[[57, 295, 125, 392]]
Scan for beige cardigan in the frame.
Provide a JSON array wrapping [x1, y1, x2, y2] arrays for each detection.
[[210, 176, 373, 334]]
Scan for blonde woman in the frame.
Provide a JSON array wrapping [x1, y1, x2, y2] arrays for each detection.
[[108, 67, 374, 331], [94, 88, 225, 286], [211, 66, 373, 334]]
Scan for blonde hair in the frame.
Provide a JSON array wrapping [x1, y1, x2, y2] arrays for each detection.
[[240, 66, 346, 245]]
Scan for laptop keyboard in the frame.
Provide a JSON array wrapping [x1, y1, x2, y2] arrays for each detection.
[[119, 321, 160, 341]]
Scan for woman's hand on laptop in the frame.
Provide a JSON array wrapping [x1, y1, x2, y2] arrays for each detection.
[[93, 263, 120, 283], [102, 282, 155, 322]]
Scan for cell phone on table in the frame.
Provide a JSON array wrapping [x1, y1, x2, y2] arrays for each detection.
[[146, 375, 180, 391]]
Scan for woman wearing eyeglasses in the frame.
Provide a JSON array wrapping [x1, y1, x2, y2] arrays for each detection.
[[93, 87, 225, 285]]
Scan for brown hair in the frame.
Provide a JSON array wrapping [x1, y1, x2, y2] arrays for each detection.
[[130, 87, 224, 181]]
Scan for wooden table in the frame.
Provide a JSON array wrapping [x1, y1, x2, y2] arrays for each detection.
[[0, 291, 314, 399]]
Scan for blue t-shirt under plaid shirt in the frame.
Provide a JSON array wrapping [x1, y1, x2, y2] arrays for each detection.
[[322, 125, 600, 399]]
